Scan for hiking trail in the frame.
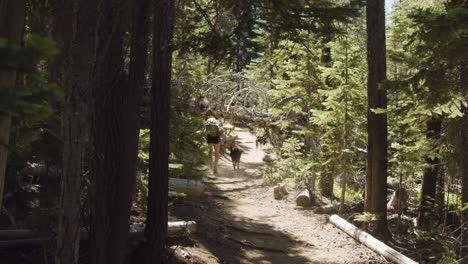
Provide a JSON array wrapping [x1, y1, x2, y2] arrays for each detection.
[[171, 128, 388, 264]]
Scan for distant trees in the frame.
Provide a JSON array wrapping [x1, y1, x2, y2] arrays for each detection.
[[418, 117, 442, 228]]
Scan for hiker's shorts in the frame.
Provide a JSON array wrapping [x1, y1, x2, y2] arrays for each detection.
[[206, 135, 221, 144]]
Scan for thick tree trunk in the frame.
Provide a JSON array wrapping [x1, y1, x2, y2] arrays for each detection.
[[365, 0, 389, 238], [49, 0, 73, 86], [90, 0, 140, 263], [0, 0, 26, 209], [42, 0, 73, 212], [417, 117, 441, 229], [143, 0, 175, 262], [55, 0, 96, 263]]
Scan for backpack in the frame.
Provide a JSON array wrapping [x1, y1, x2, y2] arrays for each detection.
[[205, 118, 221, 137]]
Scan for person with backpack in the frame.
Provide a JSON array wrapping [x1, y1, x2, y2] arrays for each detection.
[[205, 117, 225, 174]]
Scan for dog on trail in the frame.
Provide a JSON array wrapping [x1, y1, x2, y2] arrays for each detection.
[[224, 138, 242, 170]]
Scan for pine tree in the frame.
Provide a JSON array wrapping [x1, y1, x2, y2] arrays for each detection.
[[365, 0, 389, 238], [90, 0, 140, 263], [143, 0, 176, 262], [55, 0, 96, 263]]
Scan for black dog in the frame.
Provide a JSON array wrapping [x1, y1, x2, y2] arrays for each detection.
[[229, 146, 242, 170]]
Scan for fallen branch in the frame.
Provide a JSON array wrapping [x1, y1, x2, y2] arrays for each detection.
[[0, 221, 196, 249], [169, 177, 205, 196], [315, 204, 340, 214], [224, 235, 287, 253], [329, 215, 417, 264]]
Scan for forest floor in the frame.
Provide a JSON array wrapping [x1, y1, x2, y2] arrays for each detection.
[[170, 128, 389, 264]]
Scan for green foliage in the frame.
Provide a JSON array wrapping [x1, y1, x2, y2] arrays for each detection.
[[135, 112, 207, 209], [0, 34, 62, 119], [415, 230, 458, 263], [353, 212, 382, 222], [262, 137, 314, 186], [169, 112, 207, 179]]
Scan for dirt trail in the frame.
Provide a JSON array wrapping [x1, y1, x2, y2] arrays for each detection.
[[171, 128, 388, 264]]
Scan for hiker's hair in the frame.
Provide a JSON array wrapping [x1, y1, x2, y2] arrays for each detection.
[[206, 109, 220, 119]]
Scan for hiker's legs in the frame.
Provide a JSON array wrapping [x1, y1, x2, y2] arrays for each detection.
[[213, 143, 220, 173], [208, 144, 214, 169]]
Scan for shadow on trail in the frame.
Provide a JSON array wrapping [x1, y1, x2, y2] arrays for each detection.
[[170, 128, 369, 263], [170, 164, 316, 264]]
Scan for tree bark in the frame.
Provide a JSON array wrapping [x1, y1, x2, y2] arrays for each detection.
[[128, 0, 151, 200], [49, 0, 73, 87], [329, 215, 417, 264], [90, 0, 140, 263], [365, 0, 389, 238], [460, 62, 468, 258], [55, 0, 96, 263], [0, 0, 26, 210], [143, 0, 175, 262], [417, 117, 441, 229], [319, 20, 334, 200]]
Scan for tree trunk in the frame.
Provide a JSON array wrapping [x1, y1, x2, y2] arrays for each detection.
[[319, 21, 334, 200], [417, 117, 441, 229], [90, 0, 140, 263], [143, 0, 175, 262], [460, 62, 468, 258], [128, 0, 151, 201], [55, 0, 96, 263], [0, 0, 26, 210], [365, 0, 389, 239], [329, 215, 417, 264], [319, 172, 334, 200], [49, 0, 73, 87], [42, 0, 73, 212]]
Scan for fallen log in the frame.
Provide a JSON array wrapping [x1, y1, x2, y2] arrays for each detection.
[[315, 204, 340, 214], [0, 221, 196, 249], [329, 215, 417, 264], [169, 177, 205, 196], [295, 189, 311, 206], [128, 221, 196, 239]]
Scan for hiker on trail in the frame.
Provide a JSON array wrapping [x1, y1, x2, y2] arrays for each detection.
[[205, 117, 225, 174]]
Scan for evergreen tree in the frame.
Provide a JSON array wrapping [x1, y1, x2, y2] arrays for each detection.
[[365, 0, 389, 238], [144, 0, 176, 262], [90, 0, 140, 263], [55, 0, 96, 263]]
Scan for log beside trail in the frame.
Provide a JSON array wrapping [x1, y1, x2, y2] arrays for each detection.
[[0, 221, 196, 249], [169, 177, 205, 196], [315, 204, 340, 214], [329, 215, 417, 264], [295, 189, 311, 206], [273, 184, 288, 200]]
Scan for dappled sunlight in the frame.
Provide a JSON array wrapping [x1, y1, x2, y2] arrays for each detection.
[[170, 128, 385, 263]]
